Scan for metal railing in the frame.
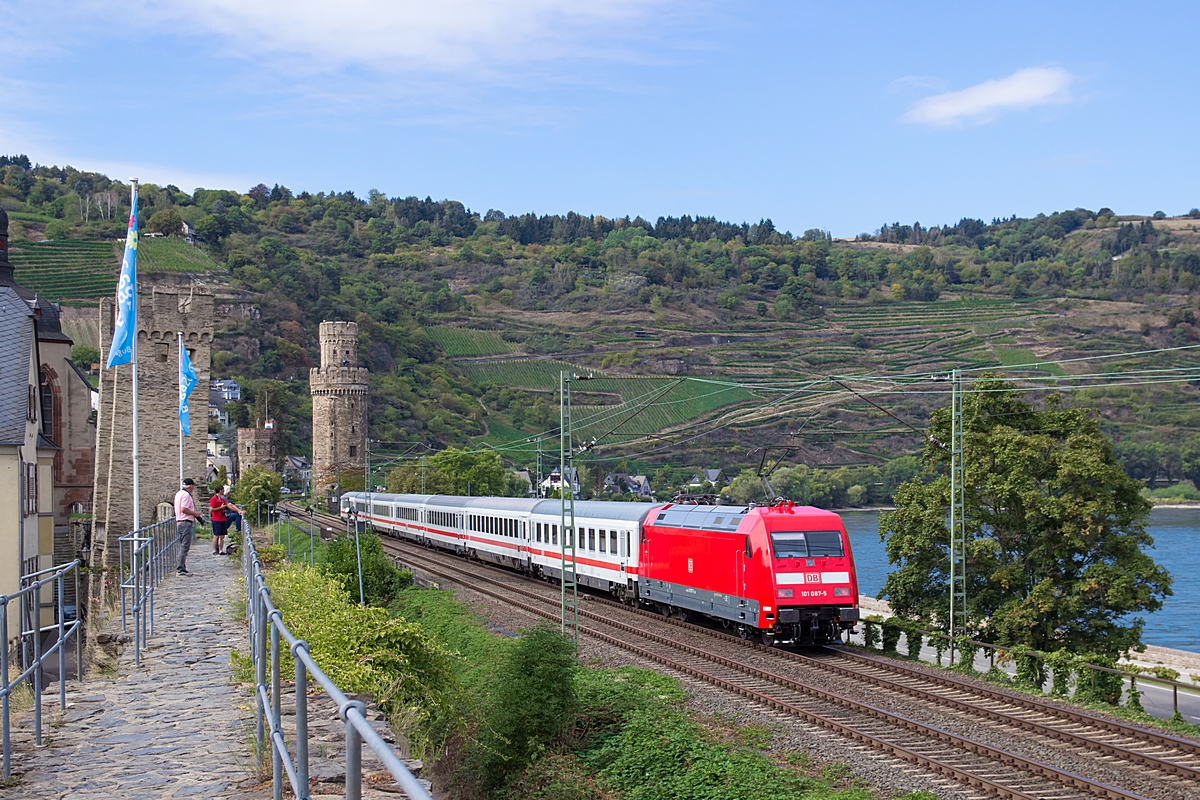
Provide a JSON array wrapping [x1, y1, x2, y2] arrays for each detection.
[[244, 524, 431, 800], [857, 617, 1200, 717], [1, 559, 84, 779], [119, 519, 181, 666]]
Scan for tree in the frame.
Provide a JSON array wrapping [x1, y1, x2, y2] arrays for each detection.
[[321, 530, 412, 606], [231, 465, 281, 513], [71, 344, 100, 369], [386, 448, 507, 496], [147, 207, 183, 237], [880, 377, 1171, 657]]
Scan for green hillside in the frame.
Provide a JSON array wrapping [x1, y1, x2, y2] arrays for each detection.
[[4, 160, 1200, 494]]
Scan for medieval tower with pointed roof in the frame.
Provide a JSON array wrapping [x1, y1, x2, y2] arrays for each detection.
[[309, 321, 368, 495]]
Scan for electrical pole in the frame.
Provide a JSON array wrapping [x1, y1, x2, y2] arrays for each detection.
[[949, 369, 968, 652], [559, 371, 578, 649]]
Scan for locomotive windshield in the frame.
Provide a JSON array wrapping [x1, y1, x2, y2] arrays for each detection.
[[770, 530, 844, 558]]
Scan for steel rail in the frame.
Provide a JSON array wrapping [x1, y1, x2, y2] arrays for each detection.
[[383, 542, 1149, 800], [295, 497, 1200, 773], [819, 646, 1200, 756]]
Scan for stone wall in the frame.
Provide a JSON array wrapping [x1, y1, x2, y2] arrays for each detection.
[[92, 286, 212, 600], [310, 321, 367, 495]]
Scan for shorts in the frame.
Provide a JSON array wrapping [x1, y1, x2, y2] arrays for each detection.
[[212, 519, 229, 538]]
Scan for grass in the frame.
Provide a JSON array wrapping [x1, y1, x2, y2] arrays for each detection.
[[8, 240, 119, 300]]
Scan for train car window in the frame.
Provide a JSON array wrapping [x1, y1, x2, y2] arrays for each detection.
[[552, 524, 558, 545], [806, 531, 845, 557], [769, 532, 809, 558], [588, 529, 595, 551], [624, 531, 631, 557], [598, 529, 606, 553], [610, 530, 617, 554]]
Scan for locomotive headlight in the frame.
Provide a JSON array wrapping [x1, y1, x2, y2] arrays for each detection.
[[834, 587, 850, 597], [776, 588, 794, 599]]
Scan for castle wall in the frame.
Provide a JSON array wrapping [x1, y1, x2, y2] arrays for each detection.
[[310, 321, 368, 495], [92, 287, 212, 584]]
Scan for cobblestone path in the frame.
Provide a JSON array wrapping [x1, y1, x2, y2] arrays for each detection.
[[8, 550, 258, 800]]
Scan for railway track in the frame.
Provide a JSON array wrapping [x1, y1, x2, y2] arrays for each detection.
[[283, 503, 1194, 800]]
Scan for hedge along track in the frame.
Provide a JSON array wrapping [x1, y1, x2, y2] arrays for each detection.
[[289, 503, 1200, 784], [376, 540, 1149, 800]]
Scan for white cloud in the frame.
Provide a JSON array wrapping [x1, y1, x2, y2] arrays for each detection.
[[902, 67, 1073, 127], [69, 0, 679, 75]]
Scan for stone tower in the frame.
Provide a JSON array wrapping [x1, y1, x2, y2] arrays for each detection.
[[238, 421, 278, 473], [309, 321, 368, 495], [92, 286, 213, 594]]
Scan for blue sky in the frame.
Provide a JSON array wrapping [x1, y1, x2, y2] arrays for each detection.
[[2, 1, 1197, 236]]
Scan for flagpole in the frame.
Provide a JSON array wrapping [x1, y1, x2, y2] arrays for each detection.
[[130, 179, 141, 531], [178, 331, 185, 489]]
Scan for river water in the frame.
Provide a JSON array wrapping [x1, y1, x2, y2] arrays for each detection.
[[842, 507, 1199, 653]]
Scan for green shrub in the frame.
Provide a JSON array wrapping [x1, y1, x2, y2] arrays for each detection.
[[1044, 649, 1075, 697], [881, 618, 903, 654], [954, 637, 979, 675], [933, 634, 948, 666], [862, 615, 882, 649], [1126, 674, 1144, 712], [1012, 647, 1046, 692], [265, 564, 461, 755], [320, 530, 412, 607], [484, 625, 577, 786], [905, 624, 924, 660], [1073, 655, 1124, 705]]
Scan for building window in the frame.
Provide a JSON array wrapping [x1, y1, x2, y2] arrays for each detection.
[[40, 369, 55, 442], [27, 385, 37, 422], [349, 445, 357, 458], [24, 462, 37, 516]]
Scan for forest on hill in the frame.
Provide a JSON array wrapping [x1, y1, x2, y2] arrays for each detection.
[[4, 154, 1200, 501]]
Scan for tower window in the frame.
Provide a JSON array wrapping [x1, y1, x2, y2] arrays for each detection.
[[349, 445, 357, 458]]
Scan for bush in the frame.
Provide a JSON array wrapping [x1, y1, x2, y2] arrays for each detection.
[[231, 465, 281, 513], [484, 625, 577, 786], [1044, 649, 1075, 697], [954, 637, 979, 675], [45, 220, 71, 240], [321, 529, 412, 607], [1073, 656, 1124, 705], [265, 564, 462, 755], [881, 618, 903, 654], [863, 616, 882, 649], [1012, 647, 1046, 692]]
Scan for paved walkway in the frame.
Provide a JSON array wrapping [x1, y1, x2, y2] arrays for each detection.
[[7, 550, 257, 800]]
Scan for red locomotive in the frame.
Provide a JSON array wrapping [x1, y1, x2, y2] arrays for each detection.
[[640, 500, 859, 645]]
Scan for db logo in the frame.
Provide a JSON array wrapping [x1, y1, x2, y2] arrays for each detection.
[[688, 558, 694, 573], [805, 573, 820, 584]]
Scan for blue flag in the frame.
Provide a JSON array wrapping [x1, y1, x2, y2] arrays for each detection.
[[106, 187, 138, 367], [179, 342, 198, 436]]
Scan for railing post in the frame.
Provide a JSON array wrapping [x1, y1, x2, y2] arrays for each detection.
[[74, 567, 82, 681], [119, 534, 128, 630], [271, 619, 282, 800], [344, 700, 367, 800], [32, 580, 42, 747], [256, 585, 268, 767], [294, 640, 309, 792], [2, 602, 10, 780], [57, 573, 66, 711]]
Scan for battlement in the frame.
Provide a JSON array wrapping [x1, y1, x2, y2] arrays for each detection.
[[308, 366, 369, 392], [136, 287, 214, 342], [319, 320, 359, 369]]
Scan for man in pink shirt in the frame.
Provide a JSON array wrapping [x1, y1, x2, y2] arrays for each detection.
[[173, 478, 204, 576]]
